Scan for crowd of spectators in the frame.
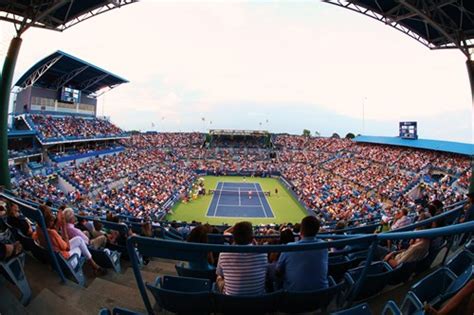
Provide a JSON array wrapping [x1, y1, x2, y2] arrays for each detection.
[[9, 132, 471, 226], [30, 114, 124, 140]]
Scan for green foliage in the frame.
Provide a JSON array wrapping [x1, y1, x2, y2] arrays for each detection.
[[302, 129, 311, 137], [345, 132, 355, 139]]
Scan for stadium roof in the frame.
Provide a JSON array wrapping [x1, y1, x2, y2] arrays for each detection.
[[323, 1, 474, 56], [15, 50, 128, 96], [0, 0, 137, 33], [354, 135, 474, 156]]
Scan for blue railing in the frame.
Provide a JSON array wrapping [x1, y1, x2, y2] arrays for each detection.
[[126, 209, 473, 314]]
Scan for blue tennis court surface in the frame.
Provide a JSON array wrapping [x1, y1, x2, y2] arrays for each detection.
[[206, 182, 274, 218]]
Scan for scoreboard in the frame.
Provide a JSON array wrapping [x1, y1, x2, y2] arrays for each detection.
[[399, 121, 418, 139], [60, 87, 81, 103]]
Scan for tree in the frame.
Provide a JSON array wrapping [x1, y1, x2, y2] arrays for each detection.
[[345, 132, 355, 139], [302, 129, 311, 137], [314, 131, 321, 137], [331, 133, 340, 139]]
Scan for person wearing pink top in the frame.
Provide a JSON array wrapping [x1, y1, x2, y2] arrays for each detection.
[[63, 208, 107, 249]]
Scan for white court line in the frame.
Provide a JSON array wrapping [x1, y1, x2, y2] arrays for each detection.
[[238, 187, 241, 206], [218, 204, 262, 208], [213, 183, 223, 217], [254, 183, 267, 218]]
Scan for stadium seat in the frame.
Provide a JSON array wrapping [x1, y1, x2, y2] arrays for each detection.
[[330, 302, 372, 315], [381, 300, 403, 315], [400, 266, 473, 314], [329, 255, 359, 282], [345, 261, 396, 301], [388, 261, 417, 285], [465, 239, 474, 254], [98, 307, 143, 315], [445, 250, 473, 276], [0, 252, 32, 305], [212, 290, 282, 314], [146, 275, 212, 314], [278, 276, 344, 313], [89, 247, 122, 273], [55, 252, 86, 287], [174, 262, 217, 282]]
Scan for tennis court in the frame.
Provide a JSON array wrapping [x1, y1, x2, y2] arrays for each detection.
[[206, 182, 274, 218]]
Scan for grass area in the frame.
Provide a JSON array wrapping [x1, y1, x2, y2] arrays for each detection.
[[166, 176, 308, 225]]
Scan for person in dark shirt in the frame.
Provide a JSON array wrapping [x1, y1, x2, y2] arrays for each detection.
[[6, 203, 32, 236]]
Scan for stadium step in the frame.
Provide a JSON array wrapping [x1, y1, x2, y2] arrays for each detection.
[[26, 288, 87, 315], [100, 267, 159, 288], [77, 277, 147, 314], [142, 258, 179, 275], [0, 280, 29, 315]]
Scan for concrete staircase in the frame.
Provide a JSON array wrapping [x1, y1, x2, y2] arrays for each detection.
[[1, 254, 179, 315]]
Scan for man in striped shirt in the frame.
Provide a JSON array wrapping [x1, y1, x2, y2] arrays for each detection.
[[216, 221, 268, 295]]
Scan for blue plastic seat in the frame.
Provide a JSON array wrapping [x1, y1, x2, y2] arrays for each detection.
[[465, 239, 473, 253], [89, 247, 122, 273], [446, 250, 474, 276], [381, 300, 403, 315], [0, 253, 32, 305], [212, 289, 282, 314], [55, 252, 86, 286], [345, 261, 395, 301], [388, 261, 417, 285], [175, 262, 216, 282], [330, 302, 372, 315], [329, 255, 359, 282], [98, 307, 143, 315], [146, 275, 212, 314], [400, 266, 473, 314], [278, 277, 344, 313]]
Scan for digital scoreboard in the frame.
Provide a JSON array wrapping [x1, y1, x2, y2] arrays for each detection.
[[399, 121, 418, 140], [60, 87, 81, 103]]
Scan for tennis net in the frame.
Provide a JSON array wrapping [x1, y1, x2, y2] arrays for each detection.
[[208, 189, 271, 197]]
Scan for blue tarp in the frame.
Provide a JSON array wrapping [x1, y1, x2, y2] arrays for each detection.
[[354, 136, 474, 156]]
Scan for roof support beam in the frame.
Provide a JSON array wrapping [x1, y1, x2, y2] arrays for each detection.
[[19, 55, 63, 89], [79, 74, 108, 92], [52, 65, 89, 90], [389, 0, 457, 23], [398, 0, 468, 56]]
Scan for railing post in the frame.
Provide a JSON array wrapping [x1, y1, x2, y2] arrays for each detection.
[[346, 238, 378, 306], [127, 237, 154, 315]]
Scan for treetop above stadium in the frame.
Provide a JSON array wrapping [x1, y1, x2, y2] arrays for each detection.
[[0, 0, 137, 34], [14, 50, 128, 96], [324, 0, 474, 57]]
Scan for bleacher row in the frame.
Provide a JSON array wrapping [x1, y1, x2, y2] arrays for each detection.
[[1, 191, 472, 315], [24, 114, 127, 142]]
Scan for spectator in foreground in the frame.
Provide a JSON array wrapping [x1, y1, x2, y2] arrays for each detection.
[[33, 209, 105, 275], [216, 221, 267, 295], [186, 224, 214, 269], [63, 208, 107, 249], [6, 203, 33, 236], [276, 216, 328, 291]]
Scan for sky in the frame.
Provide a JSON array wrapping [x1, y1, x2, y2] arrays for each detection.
[[1, 0, 472, 143]]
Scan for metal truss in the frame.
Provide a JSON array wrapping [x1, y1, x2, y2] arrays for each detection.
[[0, 0, 138, 35], [18, 55, 62, 89], [323, 0, 474, 58], [79, 74, 109, 94], [52, 65, 89, 90]]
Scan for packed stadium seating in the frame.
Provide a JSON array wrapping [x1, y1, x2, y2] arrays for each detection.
[[2, 132, 473, 314]]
